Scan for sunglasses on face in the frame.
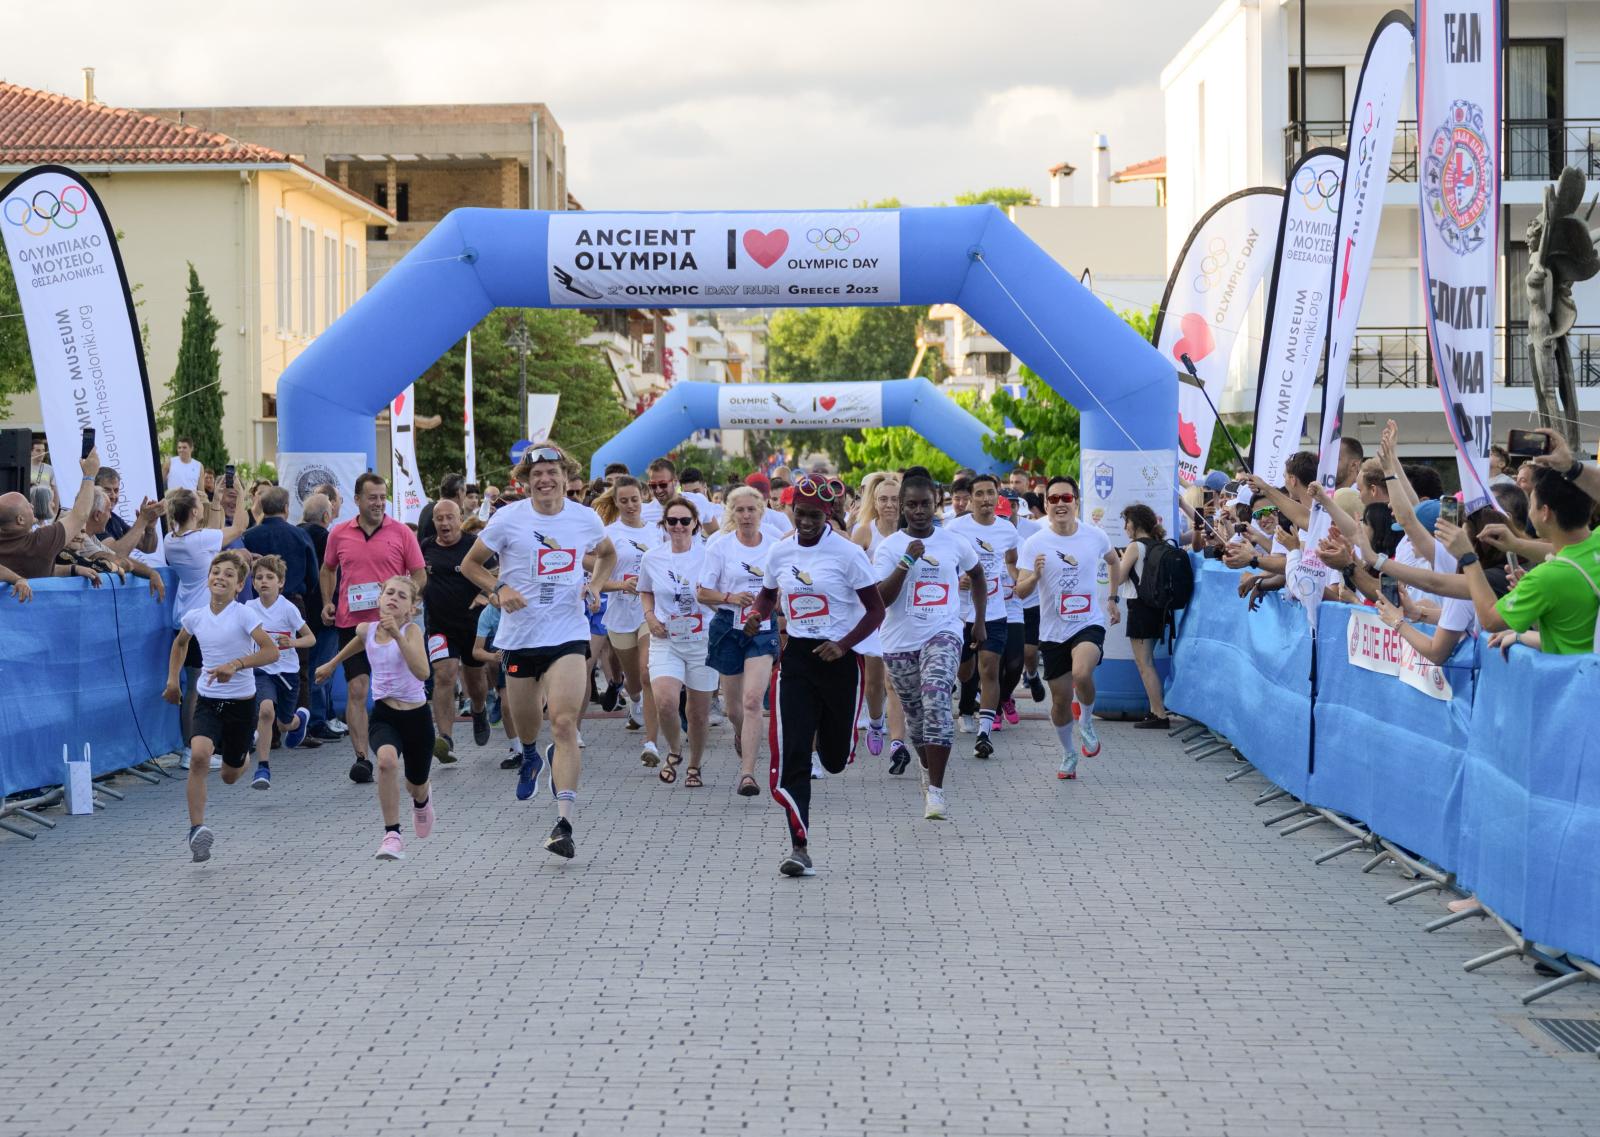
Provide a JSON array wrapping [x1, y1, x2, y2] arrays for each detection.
[[1252, 507, 1278, 520], [663, 515, 696, 528], [794, 475, 845, 502], [648, 480, 673, 490], [1046, 492, 1076, 504], [566, 489, 582, 499]]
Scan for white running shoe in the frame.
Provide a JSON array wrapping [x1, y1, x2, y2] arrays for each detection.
[[178, 747, 191, 771], [957, 714, 976, 735], [1079, 715, 1101, 758], [640, 740, 660, 768], [626, 700, 644, 729], [577, 730, 587, 749], [708, 697, 727, 727], [1057, 752, 1079, 780], [810, 752, 827, 780], [924, 786, 949, 820], [209, 754, 222, 770]]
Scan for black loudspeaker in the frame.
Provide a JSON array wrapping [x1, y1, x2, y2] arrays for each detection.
[[0, 428, 28, 495]]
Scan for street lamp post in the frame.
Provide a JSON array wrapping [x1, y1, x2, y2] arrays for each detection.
[[505, 315, 534, 439]]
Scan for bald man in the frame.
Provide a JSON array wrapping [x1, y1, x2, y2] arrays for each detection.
[[0, 447, 100, 580]]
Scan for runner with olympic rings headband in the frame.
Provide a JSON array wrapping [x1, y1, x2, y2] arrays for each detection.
[[744, 473, 885, 877], [463, 443, 616, 860]]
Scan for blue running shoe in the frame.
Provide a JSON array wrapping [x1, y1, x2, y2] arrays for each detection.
[[515, 742, 545, 801], [487, 690, 502, 727], [251, 764, 271, 790], [283, 707, 309, 749]]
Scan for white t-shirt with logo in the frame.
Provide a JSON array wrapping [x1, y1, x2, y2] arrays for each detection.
[[1015, 517, 1043, 610], [603, 519, 662, 633], [245, 595, 303, 676], [948, 513, 1021, 623], [873, 529, 979, 654], [763, 528, 880, 654], [699, 530, 778, 626], [181, 601, 264, 699], [479, 499, 605, 649], [1020, 523, 1116, 643], [639, 543, 711, 644], [642, 489, 719, 529]]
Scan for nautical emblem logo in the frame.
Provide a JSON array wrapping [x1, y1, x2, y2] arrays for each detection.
[[1423, 99, 1490, 256]]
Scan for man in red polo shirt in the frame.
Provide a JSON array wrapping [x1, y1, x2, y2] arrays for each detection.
[[320, 472, 427, 783]]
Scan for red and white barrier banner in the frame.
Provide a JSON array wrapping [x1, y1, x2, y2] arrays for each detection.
[[1345, 606, 1454, 700], [1417, 0, 1500, 511], [0, 165, 162, 523], [1250, 148, 1345, 488], [1153, 188, 1283, 487], [1316, 11, 1416, 490]]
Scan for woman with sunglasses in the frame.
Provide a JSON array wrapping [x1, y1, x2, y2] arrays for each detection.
[[638, 496, 715, 786], [697, 486, 780, 797], [464, 444, 616, 860], [850, 472, 911, 771], [743, 475, 885, 877], [1014, 475, 1123, 779], [1116, 503, 1171, 729], [595, 476, 664, 763], [874, 473, 986, 820]]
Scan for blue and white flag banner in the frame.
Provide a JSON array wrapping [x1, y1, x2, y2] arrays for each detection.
[[1417, 0, 1500, 511]]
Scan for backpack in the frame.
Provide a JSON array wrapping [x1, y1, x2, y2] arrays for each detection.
[[1136, 538, 1194, 612]]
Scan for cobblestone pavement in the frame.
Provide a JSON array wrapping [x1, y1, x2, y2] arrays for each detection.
[[3, 708, 1598, 1137]]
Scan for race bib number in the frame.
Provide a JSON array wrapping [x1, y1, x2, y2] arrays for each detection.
[[668, 613, 704, 639], [738, 603, 756, 623], [911, 581, 950, 611], [347, 582, 381, 612], [1059, 593, 1091, 618], [426, 633, 450, 662], [986, 574, 1000, 596], [622, 573, 638, 588], [786, 593, 830, 624], [535, 546, 578, 578]]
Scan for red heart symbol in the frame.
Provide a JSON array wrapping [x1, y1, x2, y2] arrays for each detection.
[[819, 396, 837, 411], [774, 417, 785, 425], [743, 229, 789, 269], [1172, 311, 1215, 364], [393, 392, 406, 416], [1178, 415, 1202, 458]]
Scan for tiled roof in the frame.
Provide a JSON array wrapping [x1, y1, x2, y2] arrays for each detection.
[[1111, 156, 1166, 182], [0, 79, 291, 165]]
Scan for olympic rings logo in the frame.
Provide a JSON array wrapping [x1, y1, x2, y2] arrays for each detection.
[[3, 185, 90, 235], [1294, 165, 1342, 213], [805, 226, 859, 251], [1191, 236, 1229, 294]]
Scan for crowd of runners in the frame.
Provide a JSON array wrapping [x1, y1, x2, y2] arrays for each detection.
[[163, 446, 1136, 877]]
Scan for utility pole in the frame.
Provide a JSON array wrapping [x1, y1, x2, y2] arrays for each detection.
[[506, 315, 534, 439]]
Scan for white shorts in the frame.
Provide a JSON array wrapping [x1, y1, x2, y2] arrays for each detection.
[[647, 635, 718, 693]]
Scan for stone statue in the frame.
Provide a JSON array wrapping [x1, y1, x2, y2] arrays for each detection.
[[1525, 166, 1599, 449]]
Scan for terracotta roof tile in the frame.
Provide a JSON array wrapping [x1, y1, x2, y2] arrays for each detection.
[[1111, 156, 1166, 182]]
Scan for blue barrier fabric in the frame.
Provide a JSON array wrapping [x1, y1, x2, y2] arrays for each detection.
[[1459, 646, 1600, 961], [1164, 561, 1311, 798], [0, 574, 181, 796], [1307, 604, 1476, 869]]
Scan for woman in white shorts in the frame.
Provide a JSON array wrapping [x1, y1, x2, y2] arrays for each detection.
[[596, 476, 663, 765], [638, 496, 716, 787], [850, 471, 909, 767]]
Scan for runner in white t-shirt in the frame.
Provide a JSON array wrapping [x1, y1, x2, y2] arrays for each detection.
[[745, 475, 885, 878], [639, 496, 716, 787], [948, 475, 1020, 759], [1015, 474, 1123, 779], [697, 486, 781, 798], [596, 476, 664, 762], [850, 472, 909, 767], [1014, 514, 1047, 703], [243, 556, 315, 790], [641, 458, 720, 538], [873, 473, 985, 820], [162, 549, 279, 863], [465, 444, 615, 861]]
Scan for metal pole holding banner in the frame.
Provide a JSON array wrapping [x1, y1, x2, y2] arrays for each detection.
[[1179, 354, 1251, 473]]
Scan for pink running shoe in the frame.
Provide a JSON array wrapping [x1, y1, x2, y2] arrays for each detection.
[[1002, 699, 1019, 725], [413, 797, 434, 839], [866, 722, 885, 757], [376, 832, 406, 861], [991, 715, 1004, 734]]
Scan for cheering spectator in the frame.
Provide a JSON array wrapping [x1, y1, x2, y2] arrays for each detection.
[[243, 487, 319, 610], [1488, 444, 1517, 489], [28, 485, 56, 528], [163, 437, 204, 493], [92, 467, 160, 555], [1336, 437, 1364, 491], [298, 493, 342, 741], [30, 437, 54, 491], [0, 446, 100, 579]]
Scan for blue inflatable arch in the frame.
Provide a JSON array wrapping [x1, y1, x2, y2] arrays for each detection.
[[277, 205, 1174, 468], [593, 378, 1005, 478]]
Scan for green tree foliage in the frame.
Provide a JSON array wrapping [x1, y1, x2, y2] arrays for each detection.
[[953, 187, 1037, 208], [0, 245, 31, 419], [171, 263, 228, 471], [841, 388, 1002, 480], [413, 308, 627, 491], [1206, 419, 1254, 476]]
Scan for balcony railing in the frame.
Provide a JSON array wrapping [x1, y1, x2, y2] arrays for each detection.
[[1340, 325, 1600, 389], [1284, 119, 1600, 183]]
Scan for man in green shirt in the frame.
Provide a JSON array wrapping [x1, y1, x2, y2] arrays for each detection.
[[1442, 454, 1599, 654]]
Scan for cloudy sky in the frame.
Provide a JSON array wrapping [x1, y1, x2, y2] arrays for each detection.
[[5, 0, 1210, 210]]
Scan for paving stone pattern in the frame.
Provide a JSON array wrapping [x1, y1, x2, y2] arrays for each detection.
[[3, 710, 1598, 1137]]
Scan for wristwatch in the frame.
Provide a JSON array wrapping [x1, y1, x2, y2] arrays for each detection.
[[1458, 552, 1480, 569], [1249, 556, 1260, 569], [1564, 460, 1586, 482], [1373, 553, 1390, 574]]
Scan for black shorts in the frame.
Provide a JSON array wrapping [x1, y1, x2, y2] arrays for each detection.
[[254, 671, 297, 712], [505, 640, 590, 683], [425, 620, 484, 669], [370, 701, 435, 785], [192, 696, 255, 767], [1040, 626, 1107, 682], [960, 618, 1010, 661], [337, 624, 371, 681], [1126, 598, 1165, 641], [1023, 606, 1040, 647]]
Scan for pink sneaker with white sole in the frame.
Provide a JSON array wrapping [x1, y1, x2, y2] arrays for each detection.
[[866, 722, 885, 757], [1002, 699, 1019, 725], [413, 797, 434, 839], [376, 832, 406, 861]]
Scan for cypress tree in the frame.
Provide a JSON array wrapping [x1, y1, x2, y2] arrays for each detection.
[[170, 263, 227, 471]]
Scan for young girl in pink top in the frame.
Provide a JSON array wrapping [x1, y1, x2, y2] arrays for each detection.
[[316, 575, 435, 861]]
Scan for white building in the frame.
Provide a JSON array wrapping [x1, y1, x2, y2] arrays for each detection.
[[1164, 0, 1600, 467], [671, 309, 771, 459]]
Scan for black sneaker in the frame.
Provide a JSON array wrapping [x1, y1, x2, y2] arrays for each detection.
[[888, 742, 912, 776], [309, 723, 342, 743], [1134, 714, 1171, 730], [348, 756, 374, 784], [499, 752, 521, 770], [600, 681, 622, 712], [779, 846, 815, 877], [1026, 671, 1046, 703], [468, 708, 489, 746], [974, 733, 994, 760], [544, 817, 576, 859]]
